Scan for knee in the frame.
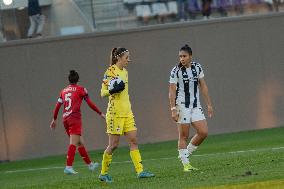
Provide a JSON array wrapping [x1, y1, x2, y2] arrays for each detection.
[[111, 145, 118, 151], [179, 134, 189, 142], [198, 130, 208, 139], [108, 143, 118, 152], [128, 138, 138, 147]]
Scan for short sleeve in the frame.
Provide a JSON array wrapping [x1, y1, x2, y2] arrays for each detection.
[[197, 64, 204, 79], [169, 66, 178, 84]]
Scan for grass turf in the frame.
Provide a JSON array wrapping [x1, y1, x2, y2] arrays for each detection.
[[0, 127, 283, 189]]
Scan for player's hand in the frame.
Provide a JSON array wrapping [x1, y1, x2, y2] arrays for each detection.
[[171, 109, 179, 122], [50, 119, 57, 130], [207, 105, 213, 118], [100, 113, 106, 119], [109, 81, 125, 95]]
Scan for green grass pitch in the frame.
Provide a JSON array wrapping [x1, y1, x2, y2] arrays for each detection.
[[1, 127, 284, 189]]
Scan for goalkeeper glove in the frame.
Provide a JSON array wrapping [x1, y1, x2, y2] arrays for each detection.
[[109, 80, 125, 95]]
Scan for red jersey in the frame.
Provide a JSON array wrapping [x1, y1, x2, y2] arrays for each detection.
[[53, 84, 102, 120]]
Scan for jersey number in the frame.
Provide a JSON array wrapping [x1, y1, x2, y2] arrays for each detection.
[[64, 93, 72, 111]]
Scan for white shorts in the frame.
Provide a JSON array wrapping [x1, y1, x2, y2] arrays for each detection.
[[176, 106, 205, 124]]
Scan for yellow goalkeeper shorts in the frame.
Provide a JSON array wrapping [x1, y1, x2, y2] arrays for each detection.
[[106, 115, 137, 135]]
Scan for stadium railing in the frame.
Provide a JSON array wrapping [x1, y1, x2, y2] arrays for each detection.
[[0, 0, 282, 42]]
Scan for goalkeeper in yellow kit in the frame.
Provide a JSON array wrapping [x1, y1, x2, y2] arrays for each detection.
[[99, 47, 155, 183]]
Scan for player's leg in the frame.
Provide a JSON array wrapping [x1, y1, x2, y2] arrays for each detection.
[[125, 130, 141, 172], [187, 108, 208, 155], [64, 134, 80, 175], [178, 123, 190, 153], [188, 120, 208, 151], [176, 105, 194, 171], [124, 116, 154, 178], [124, 117, 142, 173], [177, 123, 192, 171], [125, 130, 154, 178], [99, 134, 120, 183], [78, 136, 99, 171], [178, 124, 199, 171], [102, 115, 122, 174]]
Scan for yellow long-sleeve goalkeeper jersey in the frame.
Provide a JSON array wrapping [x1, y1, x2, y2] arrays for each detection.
[[101, 64, 133, 117]]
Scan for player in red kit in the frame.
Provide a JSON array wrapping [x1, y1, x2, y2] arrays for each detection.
[[50, 70, 105, 175]]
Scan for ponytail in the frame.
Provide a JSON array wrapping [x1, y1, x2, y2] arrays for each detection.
[[110, 48, 118, 66]]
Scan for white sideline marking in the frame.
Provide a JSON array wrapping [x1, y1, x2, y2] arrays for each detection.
[[2, 146, 284, 174]]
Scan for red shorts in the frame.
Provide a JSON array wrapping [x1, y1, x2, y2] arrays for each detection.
[[63, 117, 82, 136]]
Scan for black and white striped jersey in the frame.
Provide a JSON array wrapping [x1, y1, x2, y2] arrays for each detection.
[[169, 62, 204, 109]]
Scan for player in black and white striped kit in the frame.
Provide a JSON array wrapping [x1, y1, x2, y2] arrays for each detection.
[[169, 44, 214, 172]]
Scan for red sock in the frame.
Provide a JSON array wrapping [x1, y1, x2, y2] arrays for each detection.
[[66, 144, 76, 166], [78, 145, 92, 164]]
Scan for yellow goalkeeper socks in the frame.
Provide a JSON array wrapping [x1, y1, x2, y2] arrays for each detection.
[[130, 149, 143, 174], [101, 152, 112, 175]]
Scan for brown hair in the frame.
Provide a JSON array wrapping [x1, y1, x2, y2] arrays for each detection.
[[110, 47, 129, 65]]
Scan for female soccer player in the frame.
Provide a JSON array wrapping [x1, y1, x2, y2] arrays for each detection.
[[50, 70, 105, 174], [169, 44, 214, 172], [99, 47, 155, 183]]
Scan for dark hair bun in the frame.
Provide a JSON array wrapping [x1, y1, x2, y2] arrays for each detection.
[[68, 70, 79, 84], [180, 44, 192, 55], [70, 70, 76, 74]]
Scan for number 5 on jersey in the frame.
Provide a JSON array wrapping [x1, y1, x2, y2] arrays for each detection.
[[65, 93, 72, 111]]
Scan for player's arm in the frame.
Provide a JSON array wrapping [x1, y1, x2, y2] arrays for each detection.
[[169, 67, 179, 122], [101, 70, 125, 97], [101, 82, 111, 97], [84, 96, 105, 119], [199, 78, 213, 118], [101, 69, 112, 97], [169, 83, 179, 122], [101, 81, 125, 96], [50, 98, 63, 130]]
